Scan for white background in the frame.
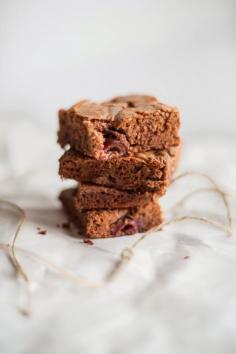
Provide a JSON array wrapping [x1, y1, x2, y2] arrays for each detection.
[[0, 0, 236, 135], [1, 1, 236, 354]]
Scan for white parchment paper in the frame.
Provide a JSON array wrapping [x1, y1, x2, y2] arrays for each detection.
[[0, 119, 236, 354]]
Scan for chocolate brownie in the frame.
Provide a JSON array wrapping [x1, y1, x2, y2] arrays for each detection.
[[59, 188, 163, 238], [74, 184, 156, 210], [58, 95, 180, 159], [59, 144, 181, 192]]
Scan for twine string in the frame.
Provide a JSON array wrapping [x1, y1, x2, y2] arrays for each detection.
[[0, 243, 102, 288], [0, 200, 32, 316], [170, 171, 232, 235]]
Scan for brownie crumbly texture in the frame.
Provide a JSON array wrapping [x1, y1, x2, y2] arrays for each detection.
[[59, 144, 181, 192], [74, 184, 157, 210], [58, 95, 180, 160], [59, 188, 163, 238]]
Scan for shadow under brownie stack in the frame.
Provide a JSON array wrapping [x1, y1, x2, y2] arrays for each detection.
[[58, 94, 181, 238]]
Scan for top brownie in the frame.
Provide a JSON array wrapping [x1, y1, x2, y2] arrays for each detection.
[[58, 94, 180, 160]]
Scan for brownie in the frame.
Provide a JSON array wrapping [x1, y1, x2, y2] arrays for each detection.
[[59, 144, 180, 192], [74, 184, 156, 210], [59, 188, 163, 238], [58, 95, 180, 160]]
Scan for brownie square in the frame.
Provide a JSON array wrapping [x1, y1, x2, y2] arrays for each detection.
[[59, 144, 181, 192], [59, 188, 163, 238], [58, 95, 180, 160]]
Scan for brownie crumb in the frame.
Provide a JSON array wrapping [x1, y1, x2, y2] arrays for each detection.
[[183, 255, 190, 260], [56, 223, 60, 228], [62, 222, 70, 229], [36, 227, 41, 230], [83, 239, 94, 245], [38, 230, 47, 235]]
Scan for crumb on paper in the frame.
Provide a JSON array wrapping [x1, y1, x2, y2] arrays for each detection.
[[62, 222, 70, 229], [183, 255, 190, 260], [38, 230, 47, 235], [83, 239, 94, 245]]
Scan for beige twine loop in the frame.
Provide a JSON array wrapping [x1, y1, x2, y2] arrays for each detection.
[[170, 171, 233, 235]]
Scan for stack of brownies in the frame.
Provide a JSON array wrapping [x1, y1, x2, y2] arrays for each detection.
[[58, 95, 181, 238]]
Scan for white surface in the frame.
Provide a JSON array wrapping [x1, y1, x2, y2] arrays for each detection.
[[0, 121, 236, 354]]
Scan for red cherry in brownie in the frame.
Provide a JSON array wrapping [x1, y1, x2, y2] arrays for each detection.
[[104, 139, 128, 156], [103, 130, 128, 156], [121, 221, 139, 235], [111, 218, 141, 236]]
